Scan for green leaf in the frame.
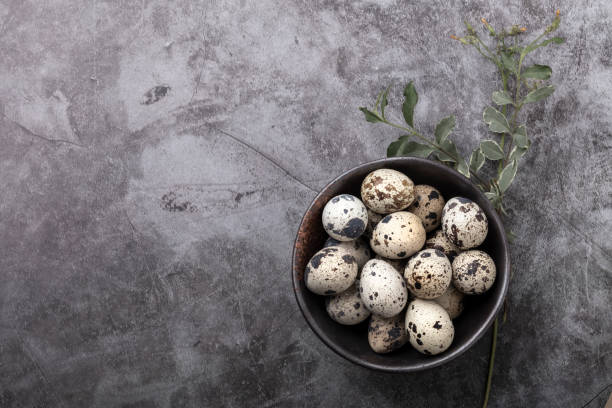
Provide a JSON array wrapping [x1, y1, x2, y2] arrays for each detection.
[[436, 138, 459, 163], [484, 191, 498, 201], [522, 64, 552, 80], [402, 82, 418, 127], [483, 106, 511, 133], [381, 86, 390, 119], [498, 160, 518, 193], [434, 115, 455, 144], [492, 91, 514, 106], [512, 125, 529, 148], [455, 157, 470, 178], [375, 89, 384, 112], [388, 137, 434, 158], [509, 143, 529, 162], [523, 85, 555, 104], [480, 140, 505, 160], [469, 148, 485, 172], [359, 107, 382, 123], [501, 53, 516, 73], [525, 37, 565, 54]]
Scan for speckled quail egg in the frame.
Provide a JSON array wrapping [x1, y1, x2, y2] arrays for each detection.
[[370, 211, 426, 259], [433, 284, 465, 319], [364, 209, 384, 239], [359, 259, 408, 318], [368, 313, 409, 353], [407, 185, 445, 232], [404, 249, 452, 299], [304, 247, 358, 295], [360, 169, 416, 214], [324, 237, 371, 270], [374, 255, 405, 273], [322, 194, 368, 242], [425, 229, 462, 262], [406, 299, 454, 355], [325, 283, 370, 325], [441, 197, 488, 249], [452, 250, 496, 295]]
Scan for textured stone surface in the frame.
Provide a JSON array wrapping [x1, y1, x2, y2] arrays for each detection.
[[0, 0, 610, 407]]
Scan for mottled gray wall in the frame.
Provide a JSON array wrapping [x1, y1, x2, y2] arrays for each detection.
[[0, 0, 610, 407]]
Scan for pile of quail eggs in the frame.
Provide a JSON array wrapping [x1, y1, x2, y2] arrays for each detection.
[[304, 168, 496, 356]]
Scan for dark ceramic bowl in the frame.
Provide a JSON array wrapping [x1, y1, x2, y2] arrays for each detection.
[[292, 157, 509, 372]]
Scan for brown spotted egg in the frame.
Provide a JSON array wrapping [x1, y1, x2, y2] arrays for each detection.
[[425, 229, 462, 262], [322, 194, 368, 242], [360, 169, 416, 214], [370, 211, 426, 259], [359, 259, 408, 318], [407, 185, 445, 232], [368, 313, 409, 354], [304, 247, 358, 296], [405, 299, 454, 355], [441, 197, 488, 249], [433, 284, 465, 319], [325, 283, 370, 325], [324, 237, 371, 270], [452, 250, 496, 295], [404, 249, 452, 299]]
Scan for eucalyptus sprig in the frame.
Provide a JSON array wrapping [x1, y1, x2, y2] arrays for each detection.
[[359, 10, 564, 224], [359, 10, 564, 408]]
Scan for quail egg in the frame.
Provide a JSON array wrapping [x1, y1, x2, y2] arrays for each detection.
[[360, 169, 416, 214], [324, 237, 371, 270], [322, 194, 368, 241], [359, 259, 408, 318], [441, 197, 488, 249], [326, 283, 370, 325], [433, 284, 465, 319], [364, 209, 384, 239], [452, 250, 496, 294], [370, 211, 426, 259], [404, 249, 452, 299], [368, 313, 409, 354], [406, 299, 454, 355], [425, 229, 462, 262], [374, 255, 405, 273], [304, 247, 358, 295], [407, 185, 445, 232]]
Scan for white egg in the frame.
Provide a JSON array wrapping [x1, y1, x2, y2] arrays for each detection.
[[326, 283, 370, 325], [304, 247, 358, 295], [359, 259, 408, 318], [452, 250, 496, 294], [324, 237, 371, 270], [404, 248, 452, 299], [322, 194, 368, 241], [407, 185, 445, 232], [433, 284, 465, 319], [368, 313, 409, 353], [370, 211, 426, 259], [441, 197, 488, 249], [405, 299, 454, 355]]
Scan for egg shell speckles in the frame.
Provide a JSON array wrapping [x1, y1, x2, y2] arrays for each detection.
[[404, 249, 452, 299], [325, 283, 370, 325], [370, 211, 426, 259], [304, 247, 358, 296], [368, 313, 409, 354], [432, 284, 465, 319], [441, 197, 488, 250], [452, 250, 496, 295], [322, 194, 368, 242], [324, 237, 371, 270], [406, 299, 454, 355], [364, 209, 384, 239], [359, 259, 408, 318], [407, 185, 445, 232], [360, 169, 416, 214], [425, 229, 462, 262]]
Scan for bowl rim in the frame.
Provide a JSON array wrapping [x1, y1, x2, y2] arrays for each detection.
[[291, 157, 510, 373]]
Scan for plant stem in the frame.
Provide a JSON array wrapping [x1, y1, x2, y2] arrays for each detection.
[[482, 316, 499, 408]]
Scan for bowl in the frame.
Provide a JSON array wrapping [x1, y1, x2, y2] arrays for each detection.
[[291, 157, 510, 372]]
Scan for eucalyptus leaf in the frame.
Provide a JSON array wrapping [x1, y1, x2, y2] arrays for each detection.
[[480, 140, 505, 160], [501, 53, 516, 73], [509, 144, 529, 162], [402, 82, 418, 127], [381, 86, 390, 119], [523, 85, 555, 104], [388, 138, 434, 158], [455, 157, 470, 178], [522, 64, 552, 80], [469, 148, 485, 171], [512, 125, 529, 148], [492, 91, 514, 106], [498, 160, 518, 193], [434, 116, 455, 144], [483, 106, 511, 133], [359, 107, 382, 123]]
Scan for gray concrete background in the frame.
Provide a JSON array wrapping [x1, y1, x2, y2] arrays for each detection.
[[0, 0, 610, 407]]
